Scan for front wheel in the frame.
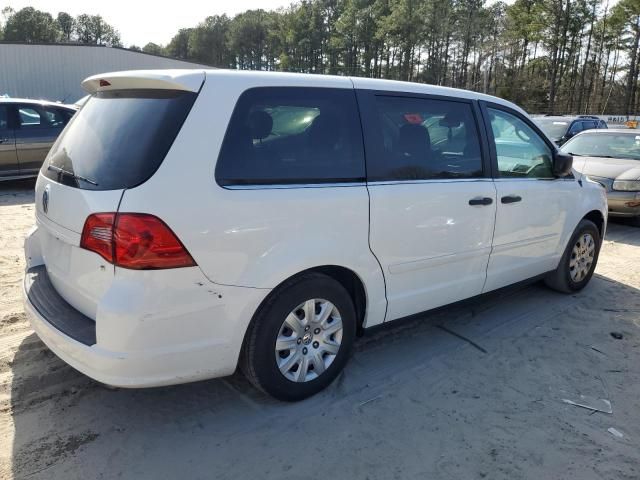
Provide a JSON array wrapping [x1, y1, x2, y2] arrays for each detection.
[[241, 273, 356, 401], [544, 219, 601, 293]]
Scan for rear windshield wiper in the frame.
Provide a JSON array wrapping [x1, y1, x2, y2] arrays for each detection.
[[48, 164, 98, 186], [566, 152, 583, 156]]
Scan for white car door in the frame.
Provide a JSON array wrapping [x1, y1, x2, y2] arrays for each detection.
[[358, 91, 497, 321], [481, 104, 581, 292]]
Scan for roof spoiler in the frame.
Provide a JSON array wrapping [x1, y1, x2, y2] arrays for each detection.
[[82, 70, 205, 94]]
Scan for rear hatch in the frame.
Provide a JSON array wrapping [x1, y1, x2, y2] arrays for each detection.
[[34, 70, 204, 319]]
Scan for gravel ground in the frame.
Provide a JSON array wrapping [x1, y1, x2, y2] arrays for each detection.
[[0, 179, 639, 480]]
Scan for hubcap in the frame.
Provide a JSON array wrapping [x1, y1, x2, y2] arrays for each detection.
[[275, 299, 343, 382], [569, 233, 595, 283]]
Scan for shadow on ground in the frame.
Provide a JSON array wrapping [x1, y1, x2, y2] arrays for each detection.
[[606, 219, 640, 247], [6, 219, 640, 479], [0, 179, 36, 207]]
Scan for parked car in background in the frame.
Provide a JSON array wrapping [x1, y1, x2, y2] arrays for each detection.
[[562, 129, 640, 225], [24, 70, 606, 401], [535, 115, 607, 146], [0, 98, 77, 181]]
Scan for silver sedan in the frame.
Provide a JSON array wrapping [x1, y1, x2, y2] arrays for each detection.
[[562, 128, 640, 225]]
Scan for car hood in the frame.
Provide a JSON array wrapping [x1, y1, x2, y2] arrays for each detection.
[[572, 156, 640, 180]]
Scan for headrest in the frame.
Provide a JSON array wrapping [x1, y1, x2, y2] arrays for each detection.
[[248, 110, 273, 140], [397, 124, 431, 160], [308, 113, 340, 145], [439, 113, 463, 128]]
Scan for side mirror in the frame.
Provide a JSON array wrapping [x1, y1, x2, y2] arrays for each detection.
[[552, 151, 573, 177]]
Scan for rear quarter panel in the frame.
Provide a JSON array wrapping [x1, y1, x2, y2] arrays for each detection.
[[117, 71, 388, 328]]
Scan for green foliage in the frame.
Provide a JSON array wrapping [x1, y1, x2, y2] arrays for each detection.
[[1, 7, 120, 46], [143, 43, 165, 56], [56, 12, 74, 41], [166, 28, 192, 59], [74, 14, 121, 46], [1, 2, 639, 113], [3, 7, 59, 42]]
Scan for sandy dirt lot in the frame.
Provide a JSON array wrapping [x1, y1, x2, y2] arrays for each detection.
[[0, 179, 639, 480]]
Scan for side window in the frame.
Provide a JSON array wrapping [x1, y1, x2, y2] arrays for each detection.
[[568, 122, 582, 135], [216, 87, 365, 186], [488, 108, 554, 179], [368, 96, 483, 181], [0, 106, 8, 130], [44, 108, 72, 128], [18, 107, 43, 128]]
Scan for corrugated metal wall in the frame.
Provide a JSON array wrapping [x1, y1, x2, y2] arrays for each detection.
[[0, 43, 211, 103]]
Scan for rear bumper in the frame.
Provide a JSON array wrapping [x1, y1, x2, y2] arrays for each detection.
[[24, 231, 270, 388]]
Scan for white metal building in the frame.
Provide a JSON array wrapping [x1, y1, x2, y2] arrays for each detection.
[[0, 43, 211, 103]]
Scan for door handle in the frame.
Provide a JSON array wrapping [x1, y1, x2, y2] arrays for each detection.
[[501, 195, 522, 204], [468, 197, 493, 206]]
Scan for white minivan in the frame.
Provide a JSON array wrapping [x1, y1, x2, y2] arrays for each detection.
[[23, 70, 607, 400]]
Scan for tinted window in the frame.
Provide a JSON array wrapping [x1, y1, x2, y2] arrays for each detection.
[[44, 107, 73, 128], [216, 87, 365, 186], [488, 108, 553, 178], [367, 96, 482, 181], [535, 118, 569, 139], [0, 106, 8, 130], [568, 122, 583, 135], [43, 89, 197, 190]]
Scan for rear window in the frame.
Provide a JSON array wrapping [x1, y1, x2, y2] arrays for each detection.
[[215, 87, 365, 186], [535, 119, 569, 139], [43, 89, 197, 190]]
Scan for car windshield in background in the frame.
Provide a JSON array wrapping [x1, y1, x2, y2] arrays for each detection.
[[535, 119, 569, 139], [561, 132, 640, 161], [42, 89, 197, 190]]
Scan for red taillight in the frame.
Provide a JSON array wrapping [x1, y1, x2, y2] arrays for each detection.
[[113, 214, 196, 269], [80, 213, 196, 270], [80, 213, 115, 263]]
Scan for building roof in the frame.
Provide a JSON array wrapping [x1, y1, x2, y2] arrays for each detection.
[[0, 41, 215, 68]]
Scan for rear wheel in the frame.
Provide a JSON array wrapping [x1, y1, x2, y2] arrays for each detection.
[[241, 273, 356, 401], [544, 219, 601, 293]]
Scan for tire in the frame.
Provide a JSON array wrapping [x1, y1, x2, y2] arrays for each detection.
[[241, 273, 356, 401], [544, 219, 601, 293]]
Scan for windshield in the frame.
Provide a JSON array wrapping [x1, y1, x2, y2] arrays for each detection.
[[42, 89, 197, 190], [534, 119, 569, 139], [561, 132, 640, 161]]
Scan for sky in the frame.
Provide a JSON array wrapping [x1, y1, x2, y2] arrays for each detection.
[[3, 0, 291, 47]]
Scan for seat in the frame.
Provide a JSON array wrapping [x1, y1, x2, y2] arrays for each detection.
[[307, 114, 340, 151], [396, 123, 431, 160], [248, 110, 273, 142]]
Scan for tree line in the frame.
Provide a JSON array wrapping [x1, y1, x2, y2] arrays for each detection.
[[1, 1, 639, 115], [0, 7, 121, 47]]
